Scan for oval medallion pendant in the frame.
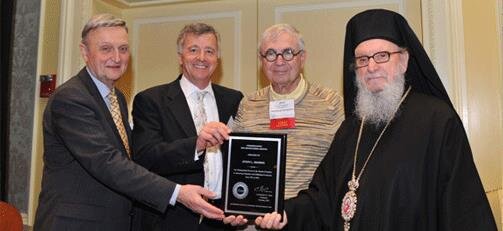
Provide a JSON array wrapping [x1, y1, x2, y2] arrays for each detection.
[[341, 189, 357, 221], [341, 189, 357, 231]]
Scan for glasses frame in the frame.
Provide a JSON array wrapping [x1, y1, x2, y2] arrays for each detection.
[[353, 50, 404, 69], [260, 48, 303, 62]]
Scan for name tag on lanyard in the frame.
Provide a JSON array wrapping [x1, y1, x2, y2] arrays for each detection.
[[269, 99, 295, 129]]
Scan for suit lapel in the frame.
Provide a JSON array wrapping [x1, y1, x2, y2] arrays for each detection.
[[213, 85, 231, 123], [77, 68, 112, 123], [77, 68, 129, 156], [166, 79, 198, 136]]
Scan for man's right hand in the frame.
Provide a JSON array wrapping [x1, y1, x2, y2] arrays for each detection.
[[196, 121, 231, 152], [255, 211, 288, 230], [177, 184, 225, 220]]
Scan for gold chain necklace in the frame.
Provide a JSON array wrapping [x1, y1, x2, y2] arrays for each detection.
[[341, 87, 411, 231]]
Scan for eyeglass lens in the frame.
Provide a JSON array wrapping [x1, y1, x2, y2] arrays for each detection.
[[354, 51, 402, 68], [263, 48, 300, 62]]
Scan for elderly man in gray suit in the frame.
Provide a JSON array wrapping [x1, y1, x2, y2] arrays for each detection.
[[34, 14, 225, 231]]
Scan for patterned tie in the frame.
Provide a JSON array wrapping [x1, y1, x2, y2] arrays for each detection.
[[194, 91, 208, 134], [108, 89, 131, 158], [194, 90, 209, 224]]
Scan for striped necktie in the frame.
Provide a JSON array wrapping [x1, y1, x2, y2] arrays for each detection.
[[194, 91, 208, 134], [107, 89, 131, 158]]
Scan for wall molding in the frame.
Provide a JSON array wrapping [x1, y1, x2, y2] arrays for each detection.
[[131, 11, 242, 91], [57, 0, 92, 84], [421, 0, 469, 134], [273, 0, 403, 22], [57, 0, 76, 84]]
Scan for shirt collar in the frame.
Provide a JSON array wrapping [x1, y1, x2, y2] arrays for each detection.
[[179, 75, 214, 99], [86, 67, 112, 99], [270, 73, 307, 101]]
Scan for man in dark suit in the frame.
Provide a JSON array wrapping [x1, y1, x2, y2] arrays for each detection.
[[132, 23, 243, 231], [34, 14, 225, 231]]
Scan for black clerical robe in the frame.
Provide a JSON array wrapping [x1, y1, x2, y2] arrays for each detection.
[[285, 91, 497, 231]]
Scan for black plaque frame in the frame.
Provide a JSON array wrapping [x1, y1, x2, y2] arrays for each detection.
[[221, 132, 286, 218]]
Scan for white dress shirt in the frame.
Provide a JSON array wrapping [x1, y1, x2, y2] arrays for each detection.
[[180, 76, 223, 199]]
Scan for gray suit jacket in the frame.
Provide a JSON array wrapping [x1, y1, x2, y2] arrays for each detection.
[[34, 68, 176, 231]]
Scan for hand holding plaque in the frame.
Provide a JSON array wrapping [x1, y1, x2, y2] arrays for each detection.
[[221, 132, 287, 218]]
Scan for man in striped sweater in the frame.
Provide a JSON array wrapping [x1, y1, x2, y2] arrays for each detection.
[[233, 23, 344, 204]]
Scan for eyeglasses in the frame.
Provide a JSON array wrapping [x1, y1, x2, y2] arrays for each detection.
[[354, 50, 404, 68], [260, 48, 303, 62]]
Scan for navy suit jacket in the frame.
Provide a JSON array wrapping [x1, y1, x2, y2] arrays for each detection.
[[34, 68, 177, 231], [132, 76, 243, 231]]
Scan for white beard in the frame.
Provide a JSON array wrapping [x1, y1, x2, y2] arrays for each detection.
[[355, 74, 405, 125]]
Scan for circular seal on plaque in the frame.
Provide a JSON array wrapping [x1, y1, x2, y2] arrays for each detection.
[[232, 182, 249, 199]]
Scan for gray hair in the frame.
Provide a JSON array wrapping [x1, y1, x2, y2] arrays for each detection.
[[81, 14, 128, 44], [259, 24, 305, 51], [355, 73, 405, 125], [176, 23, 221, 57]]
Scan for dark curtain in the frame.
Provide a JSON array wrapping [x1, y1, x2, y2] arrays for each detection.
[[0, 0, 15, 201]]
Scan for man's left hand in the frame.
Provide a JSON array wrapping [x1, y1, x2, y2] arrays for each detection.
[[223, 214, 248, 226]]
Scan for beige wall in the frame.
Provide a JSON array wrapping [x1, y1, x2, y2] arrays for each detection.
[[123, 0, 258, 95], [40, 0, 61, 75], [31, 0, 502, 229], [91, 0, 421, 98], [256, 0, 421, 91], [462, 0, 503, 229]]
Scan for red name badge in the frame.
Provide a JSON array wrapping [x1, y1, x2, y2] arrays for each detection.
[[269, 99, 296, 130], [270, 118, 296, 129]]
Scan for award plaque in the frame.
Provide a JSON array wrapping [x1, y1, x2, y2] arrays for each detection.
[[221, 132, 287, 218]]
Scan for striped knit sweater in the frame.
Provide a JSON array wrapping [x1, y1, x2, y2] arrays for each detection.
[[233, 82, 344, 199]]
